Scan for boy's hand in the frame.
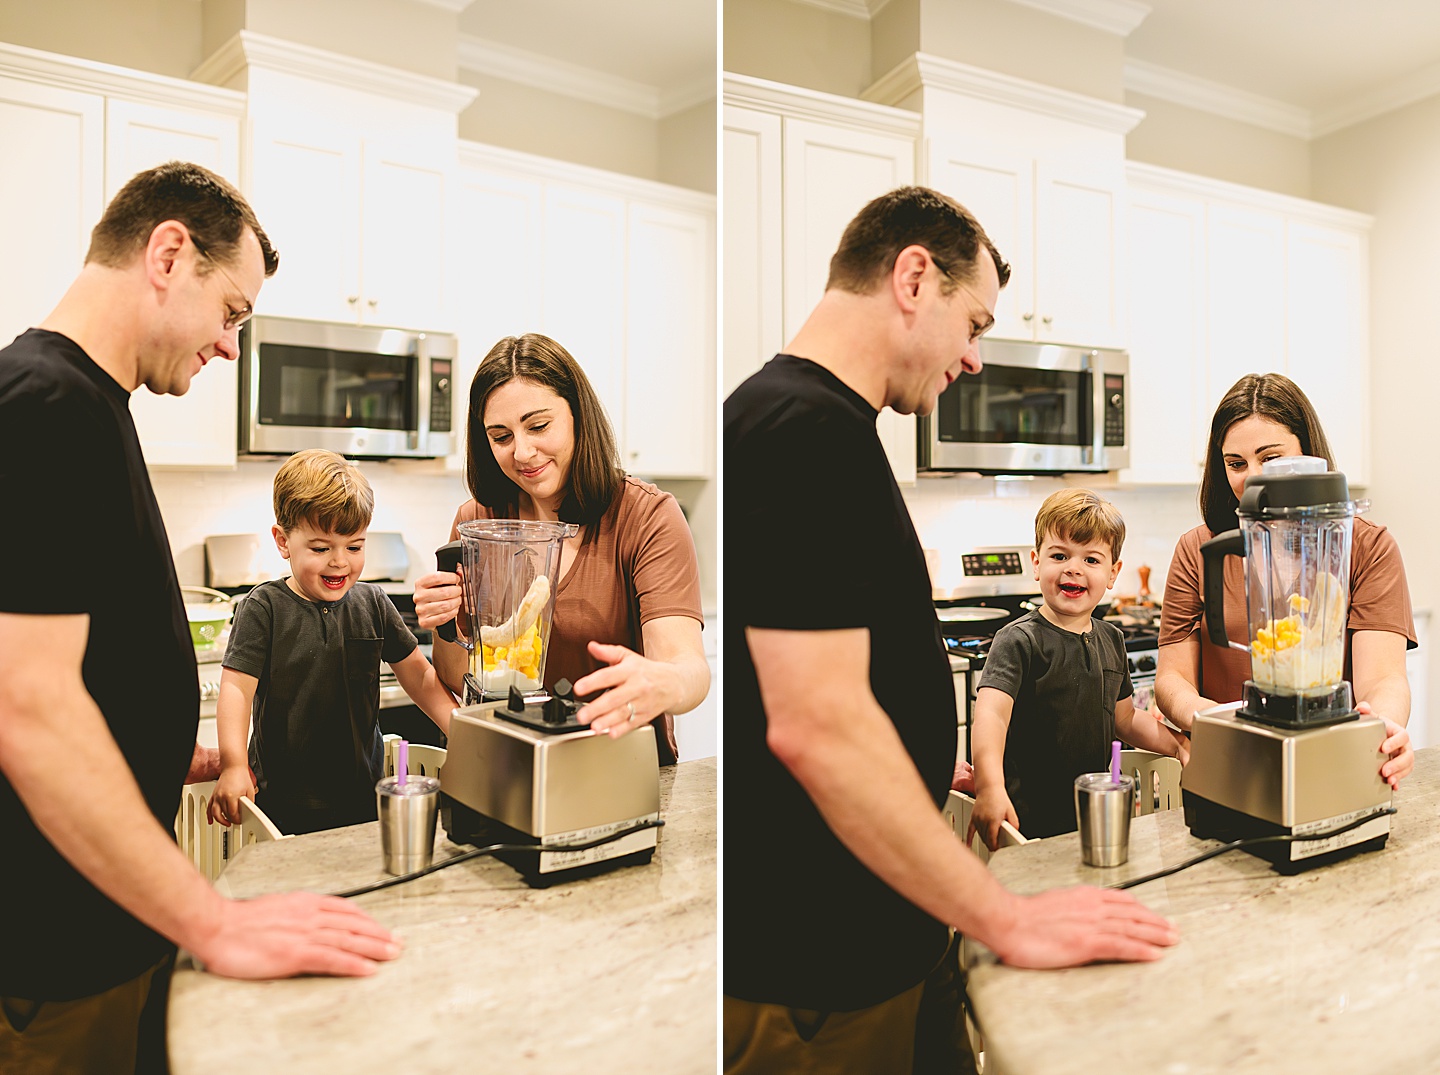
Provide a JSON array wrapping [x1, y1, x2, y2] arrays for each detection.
[[971, 788, 1019, 852], [950, 759, 975, 794], [208, 767, 258, 827]]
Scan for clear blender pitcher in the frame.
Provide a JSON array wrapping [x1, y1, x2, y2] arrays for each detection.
[[436, 520, 577, 703], [1201, 456, 1364, 727]]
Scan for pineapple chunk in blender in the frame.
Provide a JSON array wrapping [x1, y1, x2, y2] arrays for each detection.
[[476, 621, 545, 693], [1250, 584, 1345, 692]]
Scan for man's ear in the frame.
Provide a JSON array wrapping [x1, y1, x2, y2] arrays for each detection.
[[890, 244, 932, 314], [272, 524, 291, 560], [145, 220, 190, 290]]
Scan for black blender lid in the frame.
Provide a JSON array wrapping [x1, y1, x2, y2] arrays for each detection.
[[1238, 470, 1351, 515]]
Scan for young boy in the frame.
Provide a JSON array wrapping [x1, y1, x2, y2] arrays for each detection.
[[209, 449, 457, 835], [971, 488, 1188, 848]]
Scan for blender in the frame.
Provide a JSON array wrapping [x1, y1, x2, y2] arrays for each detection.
[[436, 519, 576, 704], [1182, 457, 1393, 871], [433, 520, 662, 886]]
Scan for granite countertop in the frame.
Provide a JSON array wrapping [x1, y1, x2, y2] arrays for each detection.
[[168, 759, 716, 1073], [966, 747, 1440, 1074]]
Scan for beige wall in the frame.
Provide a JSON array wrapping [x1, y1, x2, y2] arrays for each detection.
[[457, 71, 661, 183], [1310, 94, 1440, 735], [0, 0, 202, 77], [723, 0, 871, 98], [916, 0, 1125, 103], [1124, 92, 1311, 199], [659, 99, 718, 195], [235, 0, 457, 81]]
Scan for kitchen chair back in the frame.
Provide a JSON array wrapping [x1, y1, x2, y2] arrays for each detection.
[[383, 734, 446, 779], [174, 780, 228, 883], [237, 797, 290, 847], [943, 790, 1027, 865], [1120, 749, 1183, 815]]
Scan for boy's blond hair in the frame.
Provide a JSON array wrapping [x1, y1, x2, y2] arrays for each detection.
[[273, 449, 374, 535], [1033, 488, 1125, 561]]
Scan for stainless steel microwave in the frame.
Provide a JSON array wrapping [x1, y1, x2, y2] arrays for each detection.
[[917, 339, 1128, 474], [239, 317, 456, 459]]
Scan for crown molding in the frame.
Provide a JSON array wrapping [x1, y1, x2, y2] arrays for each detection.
[[1126, 161, 1373, 231], [458, 140, 716, 213], [0, 39, 245, 113], [1123, 58, 1310, 139], [457, 34, 710, 119], [786, 0, 873, 19], [1005, 0, 1151, 37], [406, 0, 473, 11], [724, 72, 921, 137], [191, 31, 478, 113], [1312, 60, 1440, 138], [865, 52, 1145, 134]]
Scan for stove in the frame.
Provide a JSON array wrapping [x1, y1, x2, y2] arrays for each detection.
[[934, 546, 1159, 761]]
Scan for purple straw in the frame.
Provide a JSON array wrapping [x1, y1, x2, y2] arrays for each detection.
[[1111, 740, 1121, 784], [396, 739, 409, 786]]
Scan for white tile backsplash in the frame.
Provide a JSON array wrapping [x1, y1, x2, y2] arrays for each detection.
[[903, 476, 1202, 603], [150, 459, 471, 588]]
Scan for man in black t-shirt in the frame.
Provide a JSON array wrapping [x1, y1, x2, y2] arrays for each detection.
[[0, 163, 399, 1075], [724, 186, 1181, 1074]]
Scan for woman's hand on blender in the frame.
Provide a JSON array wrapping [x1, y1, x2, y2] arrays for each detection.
[[573, 641, 681, 737], [1362, 704, 1414, 788], [412, 569, 464, 632]]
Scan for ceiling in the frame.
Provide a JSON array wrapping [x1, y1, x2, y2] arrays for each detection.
[[1128, 0, 1440, 115], [457, 0, 716, 97]]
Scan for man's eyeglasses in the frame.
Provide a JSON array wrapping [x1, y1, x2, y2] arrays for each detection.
[[931, 255, 995, 345], [192, 236, 254, 331]]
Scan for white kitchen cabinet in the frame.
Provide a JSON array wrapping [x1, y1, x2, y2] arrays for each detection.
[[625, 202, 714, 477], [541, 183, 628, 453], [106, 97, 245, 468], [723, 78, 919, 481], [0, 74, 103, 351], [453, 144, 716, 479], [248, 118, 451, 331], [1284, 222, 1368, 483], [1123, 164, 1372, 487], [928, 143, 1125, 349], [1121, 185, 1207, 485], [675, 612, 718, 762], [722, 104, 782, 397]]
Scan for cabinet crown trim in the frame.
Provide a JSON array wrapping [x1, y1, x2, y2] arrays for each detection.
[[0, 40, 245, 114], [191, 31, 478, 114], [864, 52, 1146, 134], [723, 72, 921, 138], [1126, 161, 1374, 231], [458, 141, 716, 212]]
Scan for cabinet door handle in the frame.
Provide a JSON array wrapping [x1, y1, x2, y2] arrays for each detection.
[[368, 299, 379, 309], [347, 295, 359, 305], [1042, 315, 1053, 325], [1022, 312, 1034, 322]]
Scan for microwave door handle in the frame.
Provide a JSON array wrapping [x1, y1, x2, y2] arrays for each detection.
[[1085, 350, 1102, 466], [411, 335, 428, 452]]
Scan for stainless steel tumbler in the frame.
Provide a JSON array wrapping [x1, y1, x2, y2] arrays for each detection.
[[1074, 772, 1135, 867], [376, 775, 441, 875]]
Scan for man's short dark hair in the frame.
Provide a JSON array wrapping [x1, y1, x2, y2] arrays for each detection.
[[826, 186, 1010, 296], [87, 160, 278, 277]]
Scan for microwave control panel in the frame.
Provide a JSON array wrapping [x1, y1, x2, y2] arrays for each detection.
[[430, 360, 453, 433], [1103, 374, 1125, 447]]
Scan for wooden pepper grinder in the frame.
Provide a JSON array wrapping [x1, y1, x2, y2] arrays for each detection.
[[1138, 565, 1153, 607]]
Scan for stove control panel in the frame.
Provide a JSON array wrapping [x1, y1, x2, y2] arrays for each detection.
[[961, 551, 1025, 577]]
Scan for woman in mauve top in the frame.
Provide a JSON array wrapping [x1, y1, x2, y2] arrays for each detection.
[[412, 334, 709, 764], [1155, 372, 1415, 787]]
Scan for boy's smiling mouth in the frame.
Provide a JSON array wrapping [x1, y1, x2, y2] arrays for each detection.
[[321, 574, 348, 590], [1058, 582, 1087, 598]]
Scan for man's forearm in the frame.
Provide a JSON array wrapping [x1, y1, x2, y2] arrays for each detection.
[[770, 692, 1018, 945], [0, 681, 226, 953]]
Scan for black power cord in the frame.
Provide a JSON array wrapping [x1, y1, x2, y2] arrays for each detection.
[[329, 818, 666, 899], [1110, 807, 1397, 891]]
